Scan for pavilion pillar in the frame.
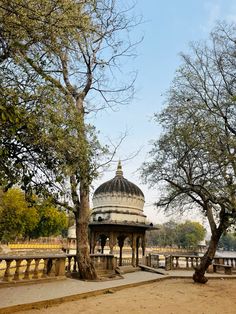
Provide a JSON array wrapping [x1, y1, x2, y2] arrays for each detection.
[[90, 231, 96, 254], [118, 237, 124, 266], [131, 235, 136, 267], [142, 235, 146, 257], [100, 235, 107, 254], [136, 237, 140, 266], [108, 233, 116, 254]]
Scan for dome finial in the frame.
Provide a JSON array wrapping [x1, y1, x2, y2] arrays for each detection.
[[116, 160, 123, 176]]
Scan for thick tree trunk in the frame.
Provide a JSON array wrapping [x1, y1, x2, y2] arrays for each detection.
[[73, 96, 97, 280], [75, 185, 97, 280], [193, 231, 222, 284]]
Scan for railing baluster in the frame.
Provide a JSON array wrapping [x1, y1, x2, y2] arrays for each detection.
[[73, 256, 77, 272], [186, 257, 189, 269], [3, 259, 13, 282], [196, 257, 199, 267], [32, 258, 40, 279], [48, 258, 56, 277], [67, 256, 72, 273], [175, 257, 179, 268], [13, 259, 22, 281], [23, 258, 32, 280], [41, 258, 48, 278], [171, 256, 174, 268]]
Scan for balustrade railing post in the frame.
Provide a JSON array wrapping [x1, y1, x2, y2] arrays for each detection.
[[73, 256, 77, 272], [3, 259, 13, 282], [23, 258, 32, 280], [56, 258, 66, 276], [13, 259, 22, 281], [190, 257, 194, 269], [41, 258, 48, 278], [175, 257, 179, 268], [186, 257, 189, 269], [48, 258, 56, 277], [32, 258, 40, 279], [67, 256, 72, 273]]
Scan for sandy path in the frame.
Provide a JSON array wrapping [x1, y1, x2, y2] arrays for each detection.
[[17, 278, 236, 314]]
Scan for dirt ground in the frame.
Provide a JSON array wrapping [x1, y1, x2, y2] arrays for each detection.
[[18, 278, 236, 314]]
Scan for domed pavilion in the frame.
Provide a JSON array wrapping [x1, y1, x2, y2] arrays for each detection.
[[89, 161, 152, 267]]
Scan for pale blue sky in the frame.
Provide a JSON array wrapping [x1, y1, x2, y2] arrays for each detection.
[[92, 0, 236, 224]]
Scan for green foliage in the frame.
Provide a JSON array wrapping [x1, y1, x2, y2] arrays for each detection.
[[146, 220, 206, 248], [0, 188, 38, 242], [0, 188, 68, 241], [218, 233, 236, 251], [0, 0, 134, 197], [0, 0, 140, 279], [147, 220, 178, 247], [29, 201, 68, 238], [176, 221, 206, 249], [0, 0, 89, 190]]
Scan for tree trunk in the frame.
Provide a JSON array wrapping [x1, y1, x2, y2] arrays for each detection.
[[193, 230, 222, 284], [75, 185, 97, 280], [73, 96, 97, 280]]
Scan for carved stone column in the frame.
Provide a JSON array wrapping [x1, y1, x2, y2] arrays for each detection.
[[141, 235, 146, 257], [118, 236, 125, 266], [90, 231, 96, 254], [100, 234, 107, 254], [136, 237, 140, 266], [131, 234, 136, 267], [108, 232, 116, 254]]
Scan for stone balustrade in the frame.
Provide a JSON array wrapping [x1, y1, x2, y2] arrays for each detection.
[[66, 254, 117, 277], [116, 257, 132, 266], [159, 254, 236, 271], [90, 254, 117, 270], [0, 253, 66, 283], [213, 256, 236, 268], [1, 251, 235, 284], [167, 254, 201, 270], [66, 254, 78, 274], [146, 254, 159, 268], [0, 253, 117, 284]]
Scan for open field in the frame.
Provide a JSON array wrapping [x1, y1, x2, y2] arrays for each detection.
[[17, 278, 236, 314]]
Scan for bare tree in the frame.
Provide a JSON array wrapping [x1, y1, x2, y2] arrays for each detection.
[[142, 22, 236, 283]]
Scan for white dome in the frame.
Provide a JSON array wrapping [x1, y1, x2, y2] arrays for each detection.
[[91, 162, 146, 224]]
